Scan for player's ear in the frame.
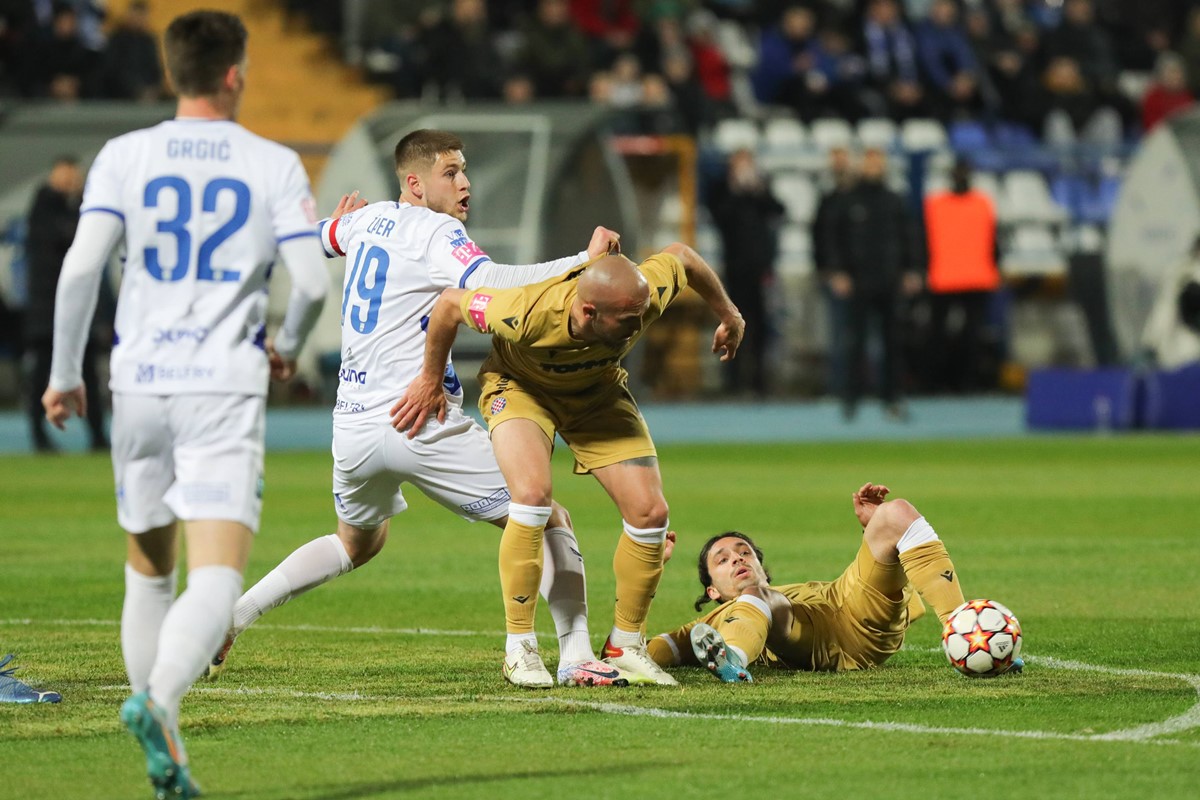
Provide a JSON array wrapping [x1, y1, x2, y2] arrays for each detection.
[[706, 586, 722, 602], [405, 172, 423, 199], [225, 62, 243, 93], [581, 301, 597, 321]]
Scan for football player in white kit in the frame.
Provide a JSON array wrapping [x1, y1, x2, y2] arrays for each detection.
[[41, 12, 328, 800], [212, 129, 628, 689]]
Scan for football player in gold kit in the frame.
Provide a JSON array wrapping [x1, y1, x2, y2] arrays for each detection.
[[392, 245, 744, 686], [648, 482, 979, 681]]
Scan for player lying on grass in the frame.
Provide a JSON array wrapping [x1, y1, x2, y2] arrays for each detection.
[[648, 483, 1007, 682]]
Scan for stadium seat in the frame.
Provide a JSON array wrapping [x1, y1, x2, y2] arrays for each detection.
[[809, 118, 854, 151], [771, 174, 818, 224], [659, 192, 684, 225], [715, 20, 757, 69], [1002, 223, 1066, 275], [856, 117, 897, 150], [1002, 170, 1068, 224], [948, 120, 991, 152], [713, 118, 760, 153], [762, 117, 808, 150], [900, 118, 948, 151]]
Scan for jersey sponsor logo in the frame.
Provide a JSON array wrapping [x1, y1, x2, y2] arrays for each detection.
[[460, 487, 510, 516], [333, 398, 366, 414], [490, 396, 507, 416], [447, 229, 487, 266], [135, 363, 216, 384], [468, 293, 492, 330], [338, 367, 368, 385], [153, 327, 209, 346], [538, 355, 621, 374]]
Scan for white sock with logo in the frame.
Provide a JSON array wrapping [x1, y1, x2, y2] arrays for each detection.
[[232, 533, 353, 634]]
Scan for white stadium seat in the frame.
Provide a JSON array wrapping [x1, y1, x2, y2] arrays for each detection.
[[809, 118, 854, 151], [763, 117, 808, 150], [900, 118, 947, 151], [771, 173, 818, 224], [1002, 223, 1066, 276], [1002, 170, 1068, 224], [857, 117, 897, 150], [713, 118, 760, 153]]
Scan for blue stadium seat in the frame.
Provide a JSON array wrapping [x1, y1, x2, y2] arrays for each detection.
[[948, 120, 990, 152]]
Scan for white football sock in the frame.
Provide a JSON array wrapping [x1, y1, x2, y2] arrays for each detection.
[[232, 533, 353, 634], [896, 516, 939, 554], [540, 526, 594, 667], [121, 564, 177, 694], [148, 566, 242, 729]]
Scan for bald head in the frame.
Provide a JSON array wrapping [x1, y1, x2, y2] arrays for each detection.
[[578, 255, 648, 309], [574, 255, 651, 346]]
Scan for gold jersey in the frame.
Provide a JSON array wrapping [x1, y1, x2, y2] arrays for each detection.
[[459, 253, 687, 394]]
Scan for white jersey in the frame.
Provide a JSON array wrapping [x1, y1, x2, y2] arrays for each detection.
[[80, 118, 318, 396], [319, 200, 586, 422]]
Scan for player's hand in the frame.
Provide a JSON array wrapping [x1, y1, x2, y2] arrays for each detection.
[[586, 226, 621, 259], [662, 530, 677, 564], [330, 190, 367, 220], [389, 372, 447, 438], [712, 314, 745, 362], [266, 343, 297, 381], [42, 385, 86, 430], [852, 482, 890, 528]]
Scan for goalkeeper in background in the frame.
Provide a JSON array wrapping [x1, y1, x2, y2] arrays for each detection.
[[649, 483, 989, 681]]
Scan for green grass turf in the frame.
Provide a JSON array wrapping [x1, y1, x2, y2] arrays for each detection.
[[3, 435, 1199, 798]]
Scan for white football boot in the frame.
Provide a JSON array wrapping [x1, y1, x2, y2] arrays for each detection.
[[601, 636, 679, 686], [502, 640, 554, 689]]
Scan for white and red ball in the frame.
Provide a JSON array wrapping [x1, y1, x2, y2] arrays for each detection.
[[942, 599, 1022, 677]]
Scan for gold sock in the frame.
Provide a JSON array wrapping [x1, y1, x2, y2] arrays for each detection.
[[498, 517, 545, 634], [612, 534, 664, 634], [716, 600, 770, 664], [898, 540, 965, 624]]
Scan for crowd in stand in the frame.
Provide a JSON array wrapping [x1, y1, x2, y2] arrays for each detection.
[[0, 1, 163, 102], [322, 0, 1200, 144]]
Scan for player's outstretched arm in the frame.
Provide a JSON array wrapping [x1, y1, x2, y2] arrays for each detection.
[[456, 225, 621, 291], [44, 211, 124, 428], [390, 288, 468, 437], [662, 242, 745, 362]]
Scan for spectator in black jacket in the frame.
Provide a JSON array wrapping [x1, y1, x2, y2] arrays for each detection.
[[707, 149, 785, 397], [24, 156, 108, 452], [99, 0, 163, 101], [821, 147, 921, 420], [813, 146, 856, 400]]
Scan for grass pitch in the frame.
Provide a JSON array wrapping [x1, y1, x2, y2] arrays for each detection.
[[3, 435, 1199, 799]]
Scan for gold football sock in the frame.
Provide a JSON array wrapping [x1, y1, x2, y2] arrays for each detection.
[[499, 517, 545, 634], [898, 540, 965, 624], [612, 533, 664, 634], [717, 598, 771, 665]]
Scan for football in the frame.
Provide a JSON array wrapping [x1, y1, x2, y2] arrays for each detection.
[[942, 599, 1023, 677]]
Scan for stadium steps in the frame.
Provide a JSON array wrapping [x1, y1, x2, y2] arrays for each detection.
[[111, 0, 388, 179]]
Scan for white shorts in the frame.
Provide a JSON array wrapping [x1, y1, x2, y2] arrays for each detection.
[[331, 406, 510, 529], [111, 393, 266, 533]]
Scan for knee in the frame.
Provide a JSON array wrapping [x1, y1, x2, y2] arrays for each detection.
[[864, 498, 920, 552], [508, 482, 553, 508], [624, 497, 670, 531]]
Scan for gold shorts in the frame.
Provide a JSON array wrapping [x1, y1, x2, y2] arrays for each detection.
[[477, 370, 656, 474], [807, 542, 912, 671]]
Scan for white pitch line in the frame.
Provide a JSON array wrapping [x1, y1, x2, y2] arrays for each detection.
[[98, 684, 383, 702], [12, 618, 1200, 745], [0, 618, 504, 637], [504, 698, 1200, 748]]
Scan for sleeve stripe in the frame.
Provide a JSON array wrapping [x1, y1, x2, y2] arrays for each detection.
[[457, 256, 492, 288], [277, 230, 319, 245], [326, 217, 345, 257], [81, 207, 125, 222], [736, 594, 773, 624]]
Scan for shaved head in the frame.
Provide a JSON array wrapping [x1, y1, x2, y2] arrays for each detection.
[[573, 255, 651, 346], [578, 255, 648, 310]]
